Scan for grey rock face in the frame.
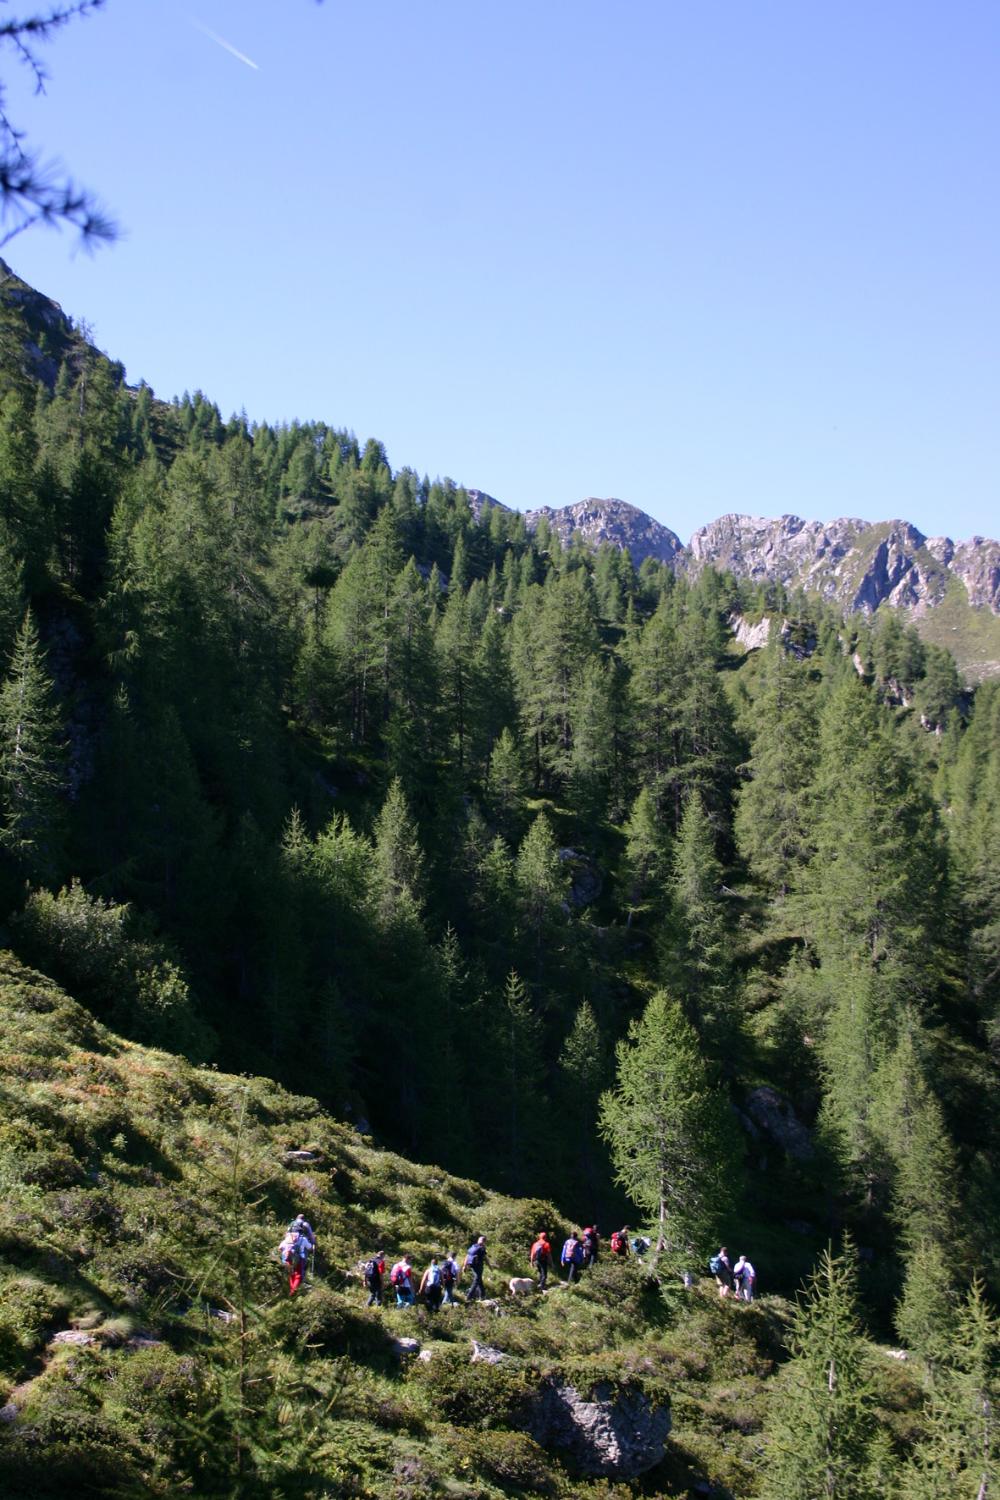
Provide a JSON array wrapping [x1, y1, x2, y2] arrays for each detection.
[[460, 485, 1000, 626], [558, 848, 603, 909], [744, 1086, 814, 1161], [527, 1379, 671, 1479], [730, 613, 772, 650], [525, 498, 684, 567]]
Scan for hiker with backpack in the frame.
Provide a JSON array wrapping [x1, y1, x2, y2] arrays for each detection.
[[464, 1236, 488, 1301], [363, 1250, 385, 1306], [279, 1226, 311, 1296], [709, 1246, 734, 1297], [609, 1226, 630, 1259], [530, 1230, 553, 1290], [441, 1251, 460, 1304], [561, 1231, 584, 1284], [419, 1257, 444, 1312], [289, 1213, 316, 1250], [581, 1225, 600, 1267], [734, 1254, 756, 1302], [390, 1255, 416, 1306]]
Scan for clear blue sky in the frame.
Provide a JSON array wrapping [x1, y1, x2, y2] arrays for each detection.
[[3, 0, 998, 543]]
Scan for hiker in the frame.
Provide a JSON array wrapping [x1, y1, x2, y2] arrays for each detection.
[[419, 1257, 444, 1312], [279, 1227, 310, 1296], [530, 1230, 552, 1290], [631, 1235, 651, 1258], [289, 1213, 316, 1250], [363, 1249, 385, 1307], [734, 1254, 756, 1302], [581, 1225, 600, 1267], [464, 1236, 488, 1301], [609, 1226, 630, 1259], [390, 1255, 416, 1306], [441, 1251, 460, 1304], [561, 1231, 584, 1284], [709, 1246, 734, 1297]]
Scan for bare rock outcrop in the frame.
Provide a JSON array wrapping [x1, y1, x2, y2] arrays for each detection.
[[743, 1086, 813, 1161], [526, 1378, 671, 1479]]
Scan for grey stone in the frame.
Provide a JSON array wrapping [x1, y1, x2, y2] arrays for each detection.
[[527, 1379, 671, 1479], [51, 1329, 96, 1346], [743, 1086, 814, 1161], [470, 1340, 512, 1365], [558, 849, 603, 909], [391, 1336, 421, 1358]]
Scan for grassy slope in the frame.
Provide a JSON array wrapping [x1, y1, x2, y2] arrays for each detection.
[[0, 955, 924, 1499], [906, 576, 1000, 683]]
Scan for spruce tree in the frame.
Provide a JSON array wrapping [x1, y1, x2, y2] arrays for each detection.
[[0, 611, 65, 882]]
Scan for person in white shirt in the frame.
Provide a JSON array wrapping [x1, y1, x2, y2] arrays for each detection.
[[734, 1254, 756, 1302]]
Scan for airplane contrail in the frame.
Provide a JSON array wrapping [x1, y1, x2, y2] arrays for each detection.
[[193, 21, 260, 70]]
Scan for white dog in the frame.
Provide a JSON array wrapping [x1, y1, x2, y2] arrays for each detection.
[[507, 1276, 535, 1297]]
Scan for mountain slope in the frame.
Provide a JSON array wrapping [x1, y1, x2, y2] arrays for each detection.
[[0, 952, 799, 1499]]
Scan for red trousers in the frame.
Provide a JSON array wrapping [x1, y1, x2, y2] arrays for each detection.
[[288, 1263, 304, 1295]]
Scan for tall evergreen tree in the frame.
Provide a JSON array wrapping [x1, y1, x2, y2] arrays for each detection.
[[598, 990, 736, 1253], [661, 791, 736, 1058], [0, 611, 65, 882], [735, 636, 820, 902], [902, 1277, 999, 1500], [759, 1240, 881, 1500]]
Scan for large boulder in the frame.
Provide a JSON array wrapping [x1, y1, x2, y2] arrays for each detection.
[[527, 1378, 670, 1479], [743, 1086, 813, 1161], [558, 849, 603, 909]]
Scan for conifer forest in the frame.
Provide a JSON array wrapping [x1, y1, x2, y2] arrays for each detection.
[[0, 267, 996, 1498]]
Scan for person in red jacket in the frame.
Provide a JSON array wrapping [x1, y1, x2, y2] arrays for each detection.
[[609, 1226, 630, 1258], [530, 1231, 552, 1290]]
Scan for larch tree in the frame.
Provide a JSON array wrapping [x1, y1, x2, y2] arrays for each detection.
[[661, 790, 736, 1058], [759, 1240, 881, 1500], [902, 1277, 999, 1500], [735, 635, 820, 903], [598, 989, 736, 1254]]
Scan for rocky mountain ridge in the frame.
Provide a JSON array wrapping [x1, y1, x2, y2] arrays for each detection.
[[469, 492, 1000, 621], [5, 258, 995, 629]]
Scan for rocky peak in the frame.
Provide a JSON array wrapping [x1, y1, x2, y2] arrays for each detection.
[[524, 497, 684, 566]]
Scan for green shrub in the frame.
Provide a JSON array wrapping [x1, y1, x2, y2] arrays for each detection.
[[268, 1286, 394, 1366], [408, 1346, 535, 1429], [449, 1426, 556, 1493], [473, 1196, 569, 1270], [0, 1275, 68, 1374], [12, 882, 215, 1062]]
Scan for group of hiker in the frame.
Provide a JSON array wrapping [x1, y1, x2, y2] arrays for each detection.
[[362, 1236, 488, 1309], [709, 1246, 756, 1301], [278, 1212, 756, 1306]]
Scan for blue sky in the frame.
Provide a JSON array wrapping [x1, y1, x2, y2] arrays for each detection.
[[3, 0, 998, 543]]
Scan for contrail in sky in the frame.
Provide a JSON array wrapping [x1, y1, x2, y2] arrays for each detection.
[[193, 21, 260, 70]]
